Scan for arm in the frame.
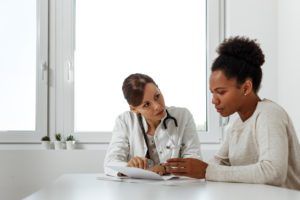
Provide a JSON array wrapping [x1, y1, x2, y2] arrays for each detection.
[[206, 111, 289, 186], [209, 128, 231, 165], [104, 116, 130, 176]]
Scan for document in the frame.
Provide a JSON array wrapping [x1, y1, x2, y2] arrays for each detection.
[[97, 173, 205, 186], [107, 165, 178, 180]]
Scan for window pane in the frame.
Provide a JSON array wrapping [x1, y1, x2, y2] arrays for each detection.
[[74, 0, 206, 132], [0, 0, 36, 130]]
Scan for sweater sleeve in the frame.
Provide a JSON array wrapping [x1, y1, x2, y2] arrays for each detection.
[[206, 111, 289, 186], [210, 130, 231, 165]]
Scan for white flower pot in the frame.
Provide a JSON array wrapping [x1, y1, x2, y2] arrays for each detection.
[[66, 141, 76, 150], [54, 141, 64, 150], [41, 141, 51, 149]]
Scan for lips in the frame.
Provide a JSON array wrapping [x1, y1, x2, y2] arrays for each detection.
[[215, 107, 223, 113], [156, 110, 165, 116]]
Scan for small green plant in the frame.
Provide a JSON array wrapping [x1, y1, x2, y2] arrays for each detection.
[[41, 136, 50, 141], [55, 133, 62, 141], [66, 135, 75, 141]]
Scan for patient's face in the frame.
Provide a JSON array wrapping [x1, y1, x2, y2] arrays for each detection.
[[209, 70, 245, 117]]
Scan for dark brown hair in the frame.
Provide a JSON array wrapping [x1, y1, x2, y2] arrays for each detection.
[[211, 36, 265, 93], [122, 73, 157, 106]]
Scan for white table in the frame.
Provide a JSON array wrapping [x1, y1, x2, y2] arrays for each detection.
[[24, 173, 300, 200]]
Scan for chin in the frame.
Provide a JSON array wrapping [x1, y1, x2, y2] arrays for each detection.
[[220, 112, 230, 117]]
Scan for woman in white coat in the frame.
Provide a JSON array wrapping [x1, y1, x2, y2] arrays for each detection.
[[104, 73, 202, 176]]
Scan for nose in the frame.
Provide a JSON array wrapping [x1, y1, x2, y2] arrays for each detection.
[[152, 101, 161, 110], [211, 94, 220, 105]]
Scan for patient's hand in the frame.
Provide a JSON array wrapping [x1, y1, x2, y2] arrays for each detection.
[[148, 164, 168, 176]]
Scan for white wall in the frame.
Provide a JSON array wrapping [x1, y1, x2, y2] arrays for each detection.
[[0, 150, 105, 200], [278, 0, 300, 137], [225, 0, 300, 139], [225, 0, 278, 101]]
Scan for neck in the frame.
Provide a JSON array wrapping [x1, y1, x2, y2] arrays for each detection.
[[238, 94, 261, 121], [146, 120, 160, 135]]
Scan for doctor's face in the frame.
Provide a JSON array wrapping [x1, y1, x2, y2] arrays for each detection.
[[131, 83, 166, 123], [209, 70, 245, 117]]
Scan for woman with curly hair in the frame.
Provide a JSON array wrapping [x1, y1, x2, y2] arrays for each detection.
[[165, 36, 300, 190]]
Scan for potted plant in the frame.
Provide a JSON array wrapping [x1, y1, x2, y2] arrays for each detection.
[[54, 133, 64, 150], [41, 136, 51, 149], [66, 134, 76, 150]]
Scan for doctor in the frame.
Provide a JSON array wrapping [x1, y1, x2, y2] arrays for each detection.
[[104, 73, 202, 176]]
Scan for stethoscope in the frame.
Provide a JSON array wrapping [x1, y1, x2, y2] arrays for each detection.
[[137, 109, 178, 159]]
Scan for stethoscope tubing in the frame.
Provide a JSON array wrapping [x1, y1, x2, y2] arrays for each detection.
[[137, 109, 178, 159]]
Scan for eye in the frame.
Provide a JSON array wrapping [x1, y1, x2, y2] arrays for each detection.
[[154, 93, 160, 100], [143, 102, 150, 108], [217, 90, 226, 95]]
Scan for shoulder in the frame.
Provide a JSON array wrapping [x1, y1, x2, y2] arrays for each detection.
[[167, 106, 193, 117], [115, 111, 137, 125], [256, 99, 289, 118], [254, 99, 290, 124], [166, 106, 195, 124]]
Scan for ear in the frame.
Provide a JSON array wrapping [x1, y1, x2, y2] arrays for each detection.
[[130, 105, 138, 113], [243, 79, 253, 96]]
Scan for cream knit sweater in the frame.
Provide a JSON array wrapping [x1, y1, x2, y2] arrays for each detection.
[[206, 99, 300, 190]]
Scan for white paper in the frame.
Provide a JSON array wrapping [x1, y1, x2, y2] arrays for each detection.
[[107, 165, 178, 180], [96, 173, 205, 186]]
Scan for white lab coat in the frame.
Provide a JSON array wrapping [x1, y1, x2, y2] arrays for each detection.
[[104, 106, 202, 176]]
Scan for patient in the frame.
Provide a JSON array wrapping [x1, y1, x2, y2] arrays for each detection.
[[165, 36, 300, 190]]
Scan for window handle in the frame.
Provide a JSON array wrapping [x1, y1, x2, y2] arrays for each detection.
[[41, 62, 48, 84], [67, 60, 72, 81]]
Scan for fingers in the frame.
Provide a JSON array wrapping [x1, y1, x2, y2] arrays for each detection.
[[166, 164, 187, 173], [166, 158, 208, 179], [128, 157, 147, 169], [166, 158, 185, 163], [169, 172, 187, 176]]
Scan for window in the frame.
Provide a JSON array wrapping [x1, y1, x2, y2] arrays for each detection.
[[0, 0, 48, 143], [55, 0, 224, 143], [74, 0, 206, 131], [0, 0, 224, 144]]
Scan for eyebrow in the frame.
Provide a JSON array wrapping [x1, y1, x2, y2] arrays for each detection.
[[140, 92, 160, 105], [210, 87, 226, 92]]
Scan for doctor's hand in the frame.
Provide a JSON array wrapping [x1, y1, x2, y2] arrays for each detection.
[[164, 158, 208, 179], [148, 164, 168, 176], [127, 156, 148, 169]]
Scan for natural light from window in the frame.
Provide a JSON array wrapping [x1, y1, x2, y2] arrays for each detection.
[[74, 0, 206, 132], [0, 0, 36, 131]]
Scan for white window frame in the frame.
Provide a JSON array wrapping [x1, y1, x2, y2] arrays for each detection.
[[0, 0, 48, 143], [51, 0, 225, 144]]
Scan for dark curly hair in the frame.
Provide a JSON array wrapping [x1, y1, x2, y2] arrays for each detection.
[[122, 73, 157, 106], [211, 36, 265, 93]]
